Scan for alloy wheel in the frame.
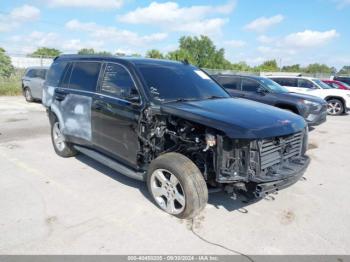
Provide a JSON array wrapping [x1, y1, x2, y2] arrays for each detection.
[[150, 169, 186, 215], [52, 122, 66, 152]]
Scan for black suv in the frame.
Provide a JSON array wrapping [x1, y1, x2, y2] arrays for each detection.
[[43, 55, 310, 219], [212, 74, 327, 126]]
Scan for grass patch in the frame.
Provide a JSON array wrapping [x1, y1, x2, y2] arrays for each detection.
[[0, 79, 22, 96], [0, 70, 23, 96]]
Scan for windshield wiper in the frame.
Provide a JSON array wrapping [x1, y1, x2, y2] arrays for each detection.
[[205, 95, 227, 100], [163, 98, 200, 104]]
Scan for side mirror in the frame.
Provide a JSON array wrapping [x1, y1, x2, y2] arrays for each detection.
[[257, 86, 268, 95]]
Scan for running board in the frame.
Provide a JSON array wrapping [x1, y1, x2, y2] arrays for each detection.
[[74, 145, 146, 181]]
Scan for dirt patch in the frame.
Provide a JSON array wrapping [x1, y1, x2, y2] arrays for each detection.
[[280, 210, 295, 225], [308, 143, 318, 150], [318, 130, 328, 134]]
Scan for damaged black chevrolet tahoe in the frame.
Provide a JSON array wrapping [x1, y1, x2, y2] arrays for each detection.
[[43, 55, 310, 219]]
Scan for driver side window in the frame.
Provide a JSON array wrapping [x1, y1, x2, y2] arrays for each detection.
[[101, 63, 139, 100], [242, 78, 260, 92]]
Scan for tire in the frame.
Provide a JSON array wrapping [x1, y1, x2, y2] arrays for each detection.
[[327, 99, 344, 116], [24, 87, 33, 102], [50, 116, 77, 157], [147, 152, 208, 219]]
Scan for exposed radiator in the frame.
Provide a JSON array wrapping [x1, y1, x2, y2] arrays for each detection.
[[260, 132, 303, 170]]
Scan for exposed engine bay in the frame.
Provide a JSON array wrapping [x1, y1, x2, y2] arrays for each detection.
[[137, 106, 309, 197]]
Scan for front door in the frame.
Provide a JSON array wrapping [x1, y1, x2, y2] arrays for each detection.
[[92, 62, 142, 167]]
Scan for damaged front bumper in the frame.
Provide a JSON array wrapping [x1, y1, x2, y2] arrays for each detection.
[[253, 155, 310, 197]]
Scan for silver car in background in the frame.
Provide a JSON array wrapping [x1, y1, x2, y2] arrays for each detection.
[[22, 66, 48, 102]]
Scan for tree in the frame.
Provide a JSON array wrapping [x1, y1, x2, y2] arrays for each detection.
[[230, 62, 252, 71], [338, 66, 350, 75], [167, 35, 231, 69], [303, 63, 333, 74], [78, 48, 95, 55], [29, 47, 61, 57], [146, 49, 164, 59], [77, 48, 112, 55], [282, 64, 301, 72], [0, 47, 14, 78], [255, 59, 279, 72]]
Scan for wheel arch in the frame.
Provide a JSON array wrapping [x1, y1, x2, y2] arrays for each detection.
[[325, 96, 346, 108]]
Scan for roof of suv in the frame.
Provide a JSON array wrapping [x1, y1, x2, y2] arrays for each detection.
[[55, 54, 184, 67], [213, 74, 263, 80], [268, 75, 317, 80]]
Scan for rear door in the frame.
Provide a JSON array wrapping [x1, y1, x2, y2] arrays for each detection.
[[54, 61, 102, 145], [31, 69, 47, 99], [92, 62, 142, 167]]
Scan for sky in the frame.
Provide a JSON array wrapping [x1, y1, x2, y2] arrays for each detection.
[[0, 0, 349, 68]]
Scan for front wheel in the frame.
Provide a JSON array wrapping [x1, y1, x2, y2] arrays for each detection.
[[147, 153, 208, 219], [327, 99, 344, 115]]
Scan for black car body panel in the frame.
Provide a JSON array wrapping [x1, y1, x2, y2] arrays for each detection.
[[161, 98, 306, 139], [334, 76, 350, 86], [212, 74, 327, 126], [43, 55, 310, 199]]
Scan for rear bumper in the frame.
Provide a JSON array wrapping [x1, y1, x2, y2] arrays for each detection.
[[254, 155, 310, 197]]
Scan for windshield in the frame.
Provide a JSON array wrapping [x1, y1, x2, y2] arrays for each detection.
[[313, 79, 332, 89], [136, 62, 230, 103], [258, 77, 289, 93]]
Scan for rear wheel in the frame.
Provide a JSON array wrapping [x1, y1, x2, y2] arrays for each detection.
[[327, 99, 344, 115], [147, 153, 208, 219], [24, 88, 33, 102], [51, 118, 77, 157]]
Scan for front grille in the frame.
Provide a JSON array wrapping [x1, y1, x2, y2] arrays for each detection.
[[260, 132, 303, 170]]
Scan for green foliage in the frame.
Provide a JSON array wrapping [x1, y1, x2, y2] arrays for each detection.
[[0, 47, 14, 78], [229, 62, 252, 71], [303, 63, 334, 74], [166, 35, 231, 69], [255, 59, 279, 72], [282, 64, 301, 72], [337, 66, 350, 75], [146, 49, 164, 59], [77, 48, 112, 55], [30, 47, 61, 57]]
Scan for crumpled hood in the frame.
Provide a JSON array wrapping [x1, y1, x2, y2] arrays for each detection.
[[161, 98, 306, 139]]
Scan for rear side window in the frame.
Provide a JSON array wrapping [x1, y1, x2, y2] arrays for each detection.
[[216, 76, 240, 90], [298, 79, 315, 88], [69, 62, 101, 92], [100, 63, 138, 99], [241, 78, 260, 92], [25, 69, 36, 78], [271, 78, 297, 87], [46, 61, 68, 86]]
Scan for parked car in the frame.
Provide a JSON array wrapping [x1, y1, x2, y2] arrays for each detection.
[[322, 79, 350, 90], [333, 76, 350, 86], [268, 76, 350, 116], [43, 55, 310, 219], [212, 74, 327, 126], [21, 66, 48, 102]]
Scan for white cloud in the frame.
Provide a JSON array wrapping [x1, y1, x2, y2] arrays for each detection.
[[0, 5, 40, 32], [46, 0, 123, 9], [283, 29, 339, 48], [335, 0, 350, 9], [118, 1, 236, 35], [244, 15, 284, 33], [65, 19, 167, 46], [223, 40, 246, 48], [257, 35, 274, 44]]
